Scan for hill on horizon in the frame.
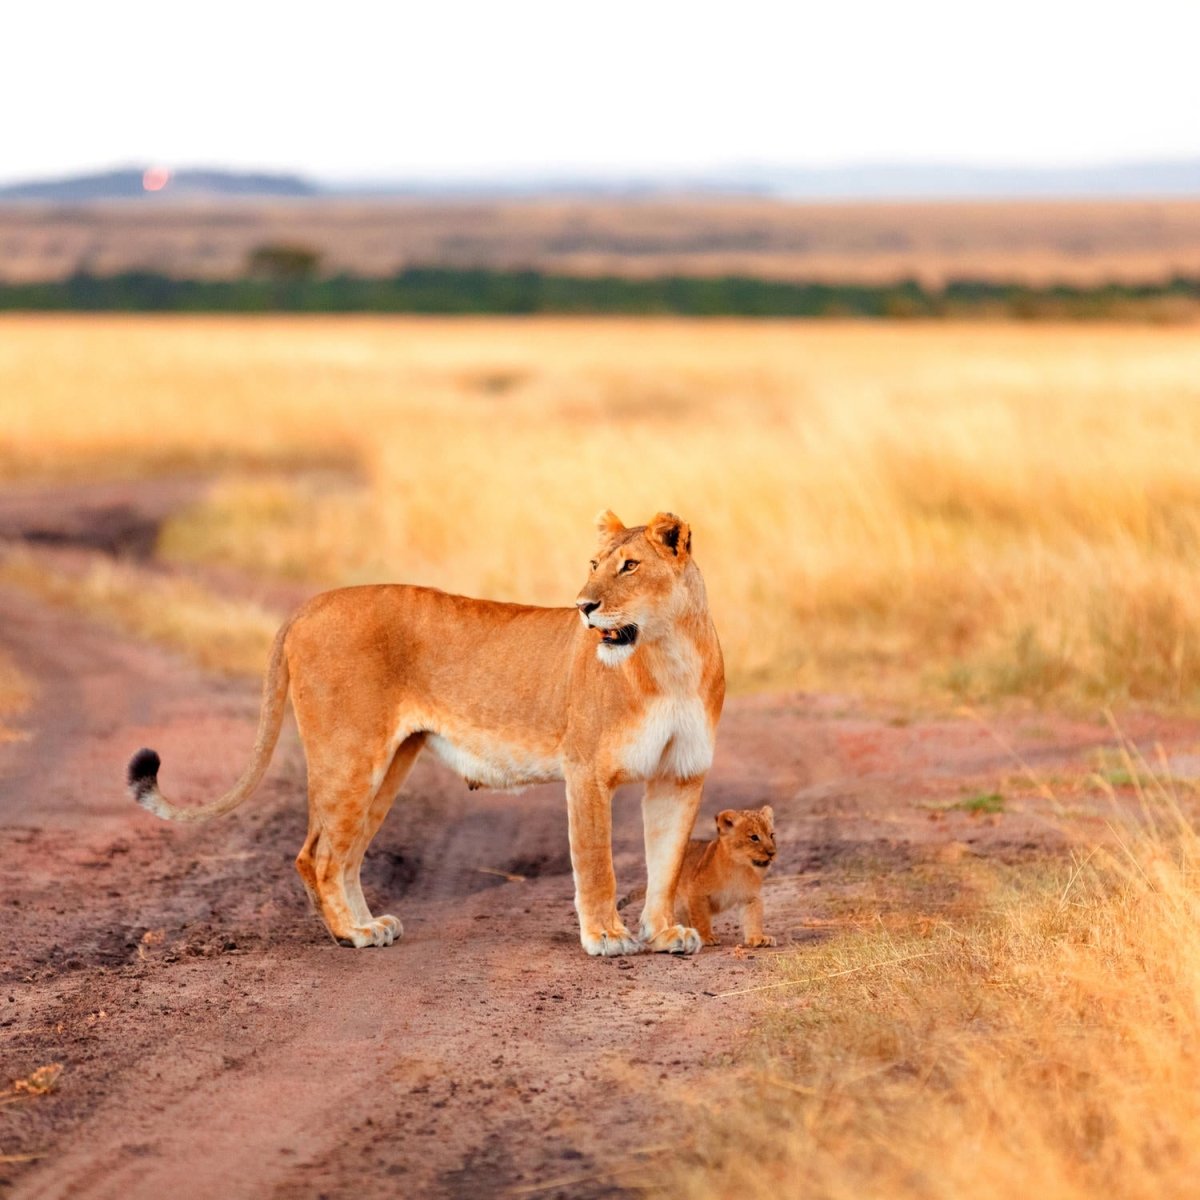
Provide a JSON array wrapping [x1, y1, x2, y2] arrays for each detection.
[[2, 159, 1200, 203], [0, 167, 318, 202]]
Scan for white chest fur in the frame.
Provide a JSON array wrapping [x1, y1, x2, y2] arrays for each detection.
[[620, 694, 714, 781], [617, 633, 715, 782]]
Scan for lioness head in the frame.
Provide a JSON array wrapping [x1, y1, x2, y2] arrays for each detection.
[[576, 509, 696, 665], [716, 806, 777, 869]]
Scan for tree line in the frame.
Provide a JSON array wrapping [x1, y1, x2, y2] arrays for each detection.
[[2, 268, 1198, 319]]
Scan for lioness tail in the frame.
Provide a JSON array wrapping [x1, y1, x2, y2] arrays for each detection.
[[616, 884, 646, 913], [127, 619, 292, 823]]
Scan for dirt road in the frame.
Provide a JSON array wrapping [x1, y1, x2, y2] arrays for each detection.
[[2, 481, 1194, 1198]]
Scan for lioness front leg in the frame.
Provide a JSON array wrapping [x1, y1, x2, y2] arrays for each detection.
[[639, 776, 704, 955], [564, 769, 641, 956]]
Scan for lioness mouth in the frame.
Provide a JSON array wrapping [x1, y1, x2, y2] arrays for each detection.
[[600, 624, 639, 647]]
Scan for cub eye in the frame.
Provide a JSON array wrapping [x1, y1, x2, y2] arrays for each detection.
[[750, 834, 760, 842], [620, 559, 639, 573], [589, 560, 598, 571]]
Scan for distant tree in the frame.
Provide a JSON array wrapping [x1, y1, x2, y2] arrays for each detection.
[[246, 243, 321, 280]]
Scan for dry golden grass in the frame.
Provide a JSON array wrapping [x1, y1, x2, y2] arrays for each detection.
[[4, 198, 1200, 286], [5, 316, 1200, 705], [4, 317, 1200, 1193], [0, 549, 277, 677], [0, 645, 32, 742], [667, 759, 1200, 1200]]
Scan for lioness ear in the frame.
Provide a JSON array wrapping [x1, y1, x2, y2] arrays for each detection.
[[716, 810, 738, 834], [595, 509, 626, 541], [647, 512, 692, 560], [760, 805, 775, 828]]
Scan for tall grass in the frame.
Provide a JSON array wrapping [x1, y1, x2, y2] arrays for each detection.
[[669, 778, 1200, 1199], [0, 645, 31, 742], [0, 549, 277, 677], [5, 317, 1200, 703]]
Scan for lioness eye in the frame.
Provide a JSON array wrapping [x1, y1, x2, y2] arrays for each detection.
[[589, 560, 598, 571], [621, 559, 639, 573]]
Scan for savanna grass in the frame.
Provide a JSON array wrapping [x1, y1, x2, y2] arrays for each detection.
[[4, 316, 1200, 704], [0, 645, 31, 741], [0, 548, 277, 677], [668, 758, 1200, 1200]]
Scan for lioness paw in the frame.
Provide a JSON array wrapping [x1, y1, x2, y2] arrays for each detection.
[[580, 926, 643, 957], [335, 915, 403, 949], [641, 924, 703, 955]]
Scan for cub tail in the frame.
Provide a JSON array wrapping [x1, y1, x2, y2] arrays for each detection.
[[616, 884, 647, 913], [127, 619, 292, 823]]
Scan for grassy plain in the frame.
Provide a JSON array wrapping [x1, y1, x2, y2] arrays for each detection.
[[0, 645, 30, 742], [672, 757, 1200, 1200], [5, 315, 1200, 706], [3, 315, 1200, 1196]]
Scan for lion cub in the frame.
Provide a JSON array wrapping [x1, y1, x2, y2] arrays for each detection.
[[622, 805, 778, 948]]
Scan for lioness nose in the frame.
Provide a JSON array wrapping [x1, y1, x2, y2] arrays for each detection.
[[577, 600, 600, 616]]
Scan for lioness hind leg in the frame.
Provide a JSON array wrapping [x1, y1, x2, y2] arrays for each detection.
[[343, 733, 426, 939], [296, 760, 399, 949]]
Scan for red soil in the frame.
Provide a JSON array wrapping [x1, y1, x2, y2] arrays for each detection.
[[2, 480, 1195, 1198]]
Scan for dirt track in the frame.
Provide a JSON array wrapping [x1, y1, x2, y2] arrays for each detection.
[[2, 480, 1196, 1199]]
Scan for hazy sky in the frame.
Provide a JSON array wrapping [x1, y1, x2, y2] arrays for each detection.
[[4, 0, 1198, 184]]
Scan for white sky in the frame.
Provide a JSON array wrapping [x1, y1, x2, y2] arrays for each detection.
[[3, 0, 1198, 184]]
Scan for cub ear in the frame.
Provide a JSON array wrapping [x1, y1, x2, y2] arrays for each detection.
[[760, 804, 775, 828], [595, 509, 626, 541], [647, 512, 692, 560], [716, 810, 738, 834]]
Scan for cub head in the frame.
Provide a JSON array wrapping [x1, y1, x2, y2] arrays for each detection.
[[576, 509, 696, 666], [715, 806, 777, 870]]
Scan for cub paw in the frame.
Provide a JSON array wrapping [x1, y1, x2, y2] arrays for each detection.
[[641, 924, 703, 955], [335, 915, 403, 948], [743, 934, 776, 948], [580, 924, 643, 957]]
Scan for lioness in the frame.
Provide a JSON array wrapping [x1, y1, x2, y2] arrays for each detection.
[[127, 510, 725, 956]]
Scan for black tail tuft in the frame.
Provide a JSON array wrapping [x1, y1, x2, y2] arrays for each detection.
[[127, 747, 161, 798]]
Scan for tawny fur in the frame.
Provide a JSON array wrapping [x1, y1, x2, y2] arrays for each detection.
[[623, 806, 777, 947], [127, 510, 725, 957]]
